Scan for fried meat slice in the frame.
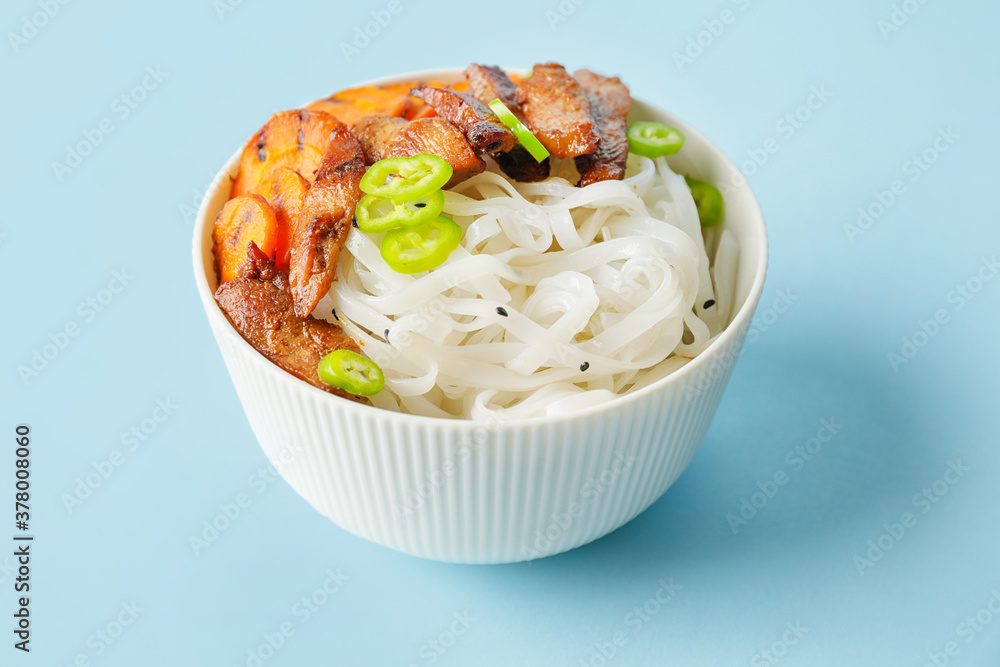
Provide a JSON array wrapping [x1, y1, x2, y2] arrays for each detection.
[[464, 64, 519, 108], [494, 147, 550, 182], [464, 64, 551, 182], [572, 69, 631, 186], [410, 85, 516, 154], [517, 63, 600, 159], [288, 123, 365, 318], [351, 114, 407, 164], [215, 243, 359, 398], [351, 115, 486, 186]]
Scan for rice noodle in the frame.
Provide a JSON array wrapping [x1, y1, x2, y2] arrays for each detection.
[[321, 154, 740, 420]]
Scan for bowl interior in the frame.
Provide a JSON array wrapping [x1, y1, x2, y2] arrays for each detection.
[[192, 68, 768, 424]]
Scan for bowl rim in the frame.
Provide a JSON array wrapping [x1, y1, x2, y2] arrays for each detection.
[[192, 66, 769, 428]]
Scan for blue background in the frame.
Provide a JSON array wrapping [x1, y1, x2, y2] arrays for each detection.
[[3, 0, 999, 664]]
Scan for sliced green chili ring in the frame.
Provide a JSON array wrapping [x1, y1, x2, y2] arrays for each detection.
[[317, 349, 385, 396], [355, 190, 445, 233], [359, 154, 453, 202], [380, 215, 463, 274], [685, 176, 725, 227], [626, 121, 686, 158], [488, 99, 550, 162]]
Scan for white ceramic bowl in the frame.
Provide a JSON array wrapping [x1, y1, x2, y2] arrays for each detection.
[[193, 68, 767, 564]]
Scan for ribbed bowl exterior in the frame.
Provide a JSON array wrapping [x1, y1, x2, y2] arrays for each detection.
[[208, 309, 749, 563], [194, 68, 767, 564]]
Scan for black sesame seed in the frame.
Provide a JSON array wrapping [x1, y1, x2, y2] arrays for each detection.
[[580, 362, 590, 372], [703, 299, 716, 309], [331, 309, 339, 321], [496, 307, 508, 317], [352, 217, 359, 228], [384, 328, 390, 340], [414, 202, 426, 208]]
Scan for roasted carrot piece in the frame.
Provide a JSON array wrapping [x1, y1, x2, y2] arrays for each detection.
[[307, 84, 412, 126], [212, 195, 279, 283], [332, 84, 413, 110], [405, 104, 438, 120], [306, 99, 384, 127], [308, 80, 454, 124], [256, 167, 308, 272], [229, 110, 342, 199], [379, 80, 447, 99]]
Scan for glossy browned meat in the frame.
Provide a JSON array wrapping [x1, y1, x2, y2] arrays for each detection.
[[495, 146, 550, 182], [518, 63, 600, 159], [463, 64, 552, 182], [573, 69, 631, 187], [351, 115, 486, 186], [391, 118, 487, 185], [351, 114, 406, 164], [410, 85, 516, 154], [215, 243, 360, 399], [464, 64, 519, 108], [289, 123, 365, 318]]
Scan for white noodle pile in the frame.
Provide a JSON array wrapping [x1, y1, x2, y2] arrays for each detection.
[[319, 154, 740, 420]]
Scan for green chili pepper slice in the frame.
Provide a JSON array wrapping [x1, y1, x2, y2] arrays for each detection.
[[626, 121, 686, 158], [359, 154, 453, 202], [355, 190, 445, 233], [317, 349, 385, 396], [488, 99, 550, 162], [685, 176, 725, 227], [380, 215, 463, 274]]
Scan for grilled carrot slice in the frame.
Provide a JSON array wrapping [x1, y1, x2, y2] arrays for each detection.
[[256, 167, 308, 272], [333, 84, 413, 111], [406, 104, 438, 120], [307, 84, 411, 126], [229, 110, 342, 198], [212, 195, 279, 283], [307, 99, 395, 127], [308, 80, 454, 124]]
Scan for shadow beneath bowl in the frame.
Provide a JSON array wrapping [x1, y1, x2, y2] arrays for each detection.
[[417, 344, 941, 601]]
